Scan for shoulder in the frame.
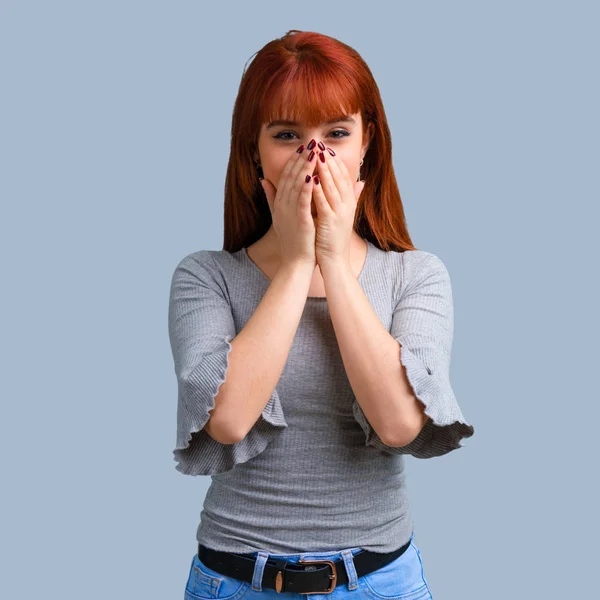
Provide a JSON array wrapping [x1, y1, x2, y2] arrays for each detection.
[[381, 249, 451, 301], [399, 250, 449, 281], [170, 249, 238, 297], [173, 248, 241, 274], [372, 246, 442, 273], [171, 250, 216, 282], [173, 248, 219, 270]]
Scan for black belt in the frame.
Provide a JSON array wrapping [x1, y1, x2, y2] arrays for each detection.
[[198, 538, 411, 594]]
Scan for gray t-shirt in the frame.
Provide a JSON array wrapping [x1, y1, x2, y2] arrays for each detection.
[[168, 240, 475, 554]]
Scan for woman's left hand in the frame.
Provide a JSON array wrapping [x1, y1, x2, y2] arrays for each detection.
[[312, 147, 366, 267]]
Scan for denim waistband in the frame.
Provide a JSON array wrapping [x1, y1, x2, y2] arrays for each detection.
[[233, 531, 415, 592]]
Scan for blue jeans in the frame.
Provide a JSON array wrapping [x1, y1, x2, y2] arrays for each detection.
[[184, 532, 433, 599]]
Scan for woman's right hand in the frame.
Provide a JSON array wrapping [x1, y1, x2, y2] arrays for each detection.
[[259, 142, 317, 270]]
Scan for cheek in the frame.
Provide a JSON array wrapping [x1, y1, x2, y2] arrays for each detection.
[[343, 158, 359, 178], [257, 138, 291, 186], [259, 143, 297, 185]]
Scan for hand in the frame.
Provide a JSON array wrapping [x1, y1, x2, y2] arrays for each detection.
[[260, 145, 317, 270], [311, 146, 366, 267]]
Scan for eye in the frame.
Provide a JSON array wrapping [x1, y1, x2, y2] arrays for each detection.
[[329, 129, 350, 139], [272, 131, 297, 141], [272, 129, 351, 141]]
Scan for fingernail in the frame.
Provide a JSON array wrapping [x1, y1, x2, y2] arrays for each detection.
[[305, 174, 312, 183], [308, 150, 315, 161], [307, 138, 316, 150], [317, 141, 325, 151], [319, 151, 325, 163], [313, 175, 320, 185], [326, 147, 335, 156], [296, 144, 305, 153]]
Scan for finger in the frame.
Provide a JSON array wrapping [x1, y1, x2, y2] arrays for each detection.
[[297, 171, 315, 219], [326, 146, 353, 182], [315, 149, 342, 210], [320, 148, 351, 202], [278, 143, 308, 206], [290, 140, 318, 206], [311, 174, 333, 217]]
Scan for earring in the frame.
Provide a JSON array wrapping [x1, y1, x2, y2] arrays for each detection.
[[357, 158, 364, 182]]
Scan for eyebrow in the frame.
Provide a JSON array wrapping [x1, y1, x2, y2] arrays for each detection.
[[266, 116, 356, 130]]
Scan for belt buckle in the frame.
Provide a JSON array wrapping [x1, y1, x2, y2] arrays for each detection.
[[297, 558, 337, 594]]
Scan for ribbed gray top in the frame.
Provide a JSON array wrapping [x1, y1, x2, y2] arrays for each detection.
[[167, 240, 474, 554]]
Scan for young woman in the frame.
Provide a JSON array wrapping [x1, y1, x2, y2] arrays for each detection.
[[168, 29, 475, 600]]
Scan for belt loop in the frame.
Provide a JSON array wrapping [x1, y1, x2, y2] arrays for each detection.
[[251, 551, 269, 592], [341, 549, 359, 591]]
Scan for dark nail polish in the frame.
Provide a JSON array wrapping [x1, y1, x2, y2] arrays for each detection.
[[317, 141, 325, 151], [313, 175, 320, 185], [305, 174, 311, 183], [319, 151, 325, 163], [308, 150, 315, 161], [326, 147, 336, 156], [296, 144, 305, 153], [307, 139, 316, 150]]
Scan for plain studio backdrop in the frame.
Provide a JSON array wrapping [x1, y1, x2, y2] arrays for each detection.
[[1, 1, 598, 598]]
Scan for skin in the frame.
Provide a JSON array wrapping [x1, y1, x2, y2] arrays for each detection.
[[251, 111, 374, 295]]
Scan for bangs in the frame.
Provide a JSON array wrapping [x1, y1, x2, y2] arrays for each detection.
[[258, 63, 362, 128]]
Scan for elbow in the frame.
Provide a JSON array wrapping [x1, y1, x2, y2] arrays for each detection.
[[382, 414, 430, 448], [204, 386, 246, 445], [382, 428, 417, 449], [383, 392, 431, 448], [381, 429, 412, 449], [204, 413, 242, 445], [205, 388, 268, 445]]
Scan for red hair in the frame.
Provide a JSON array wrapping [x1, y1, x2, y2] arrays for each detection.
[[223, 29, 417, 253]]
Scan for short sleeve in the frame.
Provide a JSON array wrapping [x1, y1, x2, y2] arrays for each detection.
[[168, 251, 287, 476], [353, 251, 474, 458]]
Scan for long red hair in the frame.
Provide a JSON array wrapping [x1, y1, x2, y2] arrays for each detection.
[[223, 29, 417, 253]]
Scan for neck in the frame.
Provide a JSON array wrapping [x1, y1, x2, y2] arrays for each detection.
[[260, 226, 365, 258]]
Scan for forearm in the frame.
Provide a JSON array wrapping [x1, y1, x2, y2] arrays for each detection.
[[320, 259, 429, 447], [210, 261, 314, 443]]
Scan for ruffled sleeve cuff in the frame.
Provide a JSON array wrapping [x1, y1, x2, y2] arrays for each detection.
[[352, 340, 474, 458], [392, 338, 474, 458], [173, 334, 288, 476]]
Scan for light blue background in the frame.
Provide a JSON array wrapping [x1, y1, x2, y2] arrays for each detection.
[[1, 1, 598, 598]]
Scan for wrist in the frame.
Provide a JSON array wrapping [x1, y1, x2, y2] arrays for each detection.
[[318, 255, 352, 276], [277, 259, 316, 280]]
